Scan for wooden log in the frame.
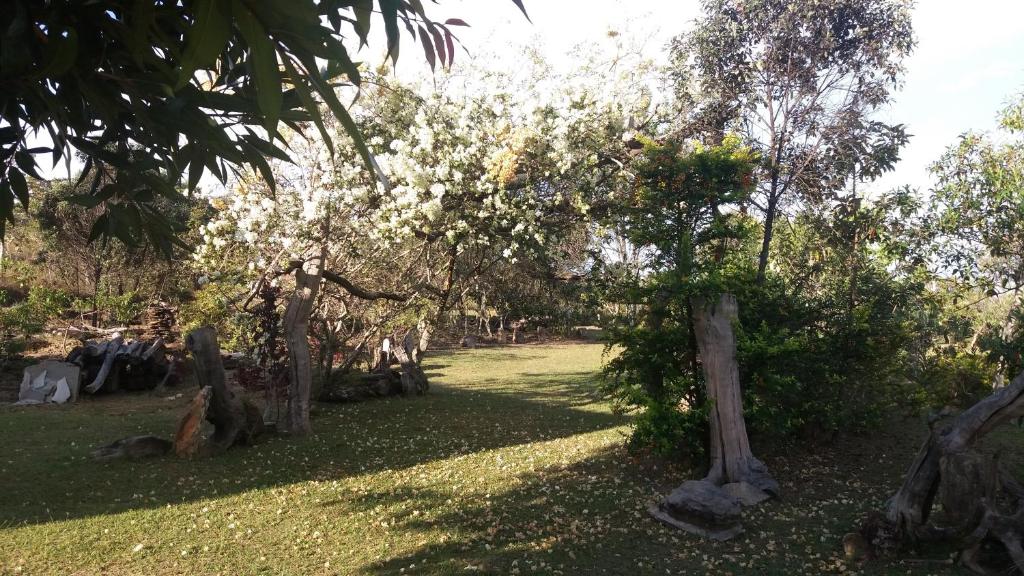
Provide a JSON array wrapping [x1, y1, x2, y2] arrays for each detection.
[[185, 327, 264, 454], [174, 386, 212, 458], [93, 435, 173, 461], [886, 371, 1024, 534], [125, 340, 145, 361], [142, 338, 165, 362], [84, 334, 123, 393], [393, 331, 429, 395]]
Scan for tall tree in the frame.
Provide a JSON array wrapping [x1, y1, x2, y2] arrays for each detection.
[[927, 94, 1024, 378], [668, 0, 914, 282]]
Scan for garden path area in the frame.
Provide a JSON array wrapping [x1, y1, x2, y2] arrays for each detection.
[[1, 343, 1017, 575]]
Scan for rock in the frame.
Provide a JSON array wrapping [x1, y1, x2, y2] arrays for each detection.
[[19, 361, 81, 403], [743, 457, 780, 496], [50, 378, 71, 404], [649, 480, 744, 540], [722, 481, 771, 506]]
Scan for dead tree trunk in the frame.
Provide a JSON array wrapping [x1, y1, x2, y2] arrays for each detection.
[[393, 329, 429, 395], [692, 294, 778, 495], [416, 319, 431, 365], [650, 294, 776, 541], [185, 327, 264, 454], [282, 254, 323, 435], [887, 371, 1024, 533], [844, 372, 1024, 574]]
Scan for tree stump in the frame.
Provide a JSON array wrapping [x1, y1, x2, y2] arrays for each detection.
[[185, 327, 264, 454], [862, 371, 1024, 574], [393, 331, 429, 395], [174, 386, 212, 457], [651, 294, 776, 541], [692, 294, 778, 494]]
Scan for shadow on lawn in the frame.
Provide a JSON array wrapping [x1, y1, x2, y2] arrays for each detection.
[[352, 443, 693, 576], [0, 354, 623, 528]]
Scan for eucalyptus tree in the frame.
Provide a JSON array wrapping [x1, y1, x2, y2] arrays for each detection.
[[667, 0, 915, 282]]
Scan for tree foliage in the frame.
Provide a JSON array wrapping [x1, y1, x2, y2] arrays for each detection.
[[668, 0, 915, 280], [0, 0, 526, 251]]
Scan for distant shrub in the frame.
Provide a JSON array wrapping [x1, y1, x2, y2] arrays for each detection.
[[179, 283, 256, 352], [0, 286, 73, 363], [95, 291, 145, 326], [916, 351, 997, 409]]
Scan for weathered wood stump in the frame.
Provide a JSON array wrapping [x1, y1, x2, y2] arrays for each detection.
[[855, 371, 1024, 574], [183, 327, 264, 455], [393, 329, 429, 395], [651, 294, 777, 541], [174, 386, 212, 457]]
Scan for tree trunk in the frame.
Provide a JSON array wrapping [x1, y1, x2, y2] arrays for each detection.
[[282, 254, 324, 435], [394, 329, 429, 395], [887, 371, 1024, 534], [755, 182, 780, 284], [692, 294, 778, 495], [416, 319, 431, 365], [184, 326, 264, 453]]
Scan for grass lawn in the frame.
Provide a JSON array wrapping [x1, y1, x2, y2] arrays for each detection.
[[0, 343, 1018, 575]]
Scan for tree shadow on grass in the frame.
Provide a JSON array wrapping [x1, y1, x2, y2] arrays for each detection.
[[0, 358, 623, 528], [343, 443, 698, 575]]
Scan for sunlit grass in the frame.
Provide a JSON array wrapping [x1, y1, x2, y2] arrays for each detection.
[[1, 343, 1015, 575]]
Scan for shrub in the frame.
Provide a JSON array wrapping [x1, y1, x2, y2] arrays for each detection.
[[916, 351, 997, 408], [95, 291, 145, 326], [179, 283, 256, 352]]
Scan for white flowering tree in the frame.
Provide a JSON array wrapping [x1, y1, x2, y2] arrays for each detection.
[[196, 69, 640, 433]]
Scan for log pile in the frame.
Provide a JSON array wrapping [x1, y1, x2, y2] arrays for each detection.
[[66, 335, 174, 393], [143, 301, 178, 342]]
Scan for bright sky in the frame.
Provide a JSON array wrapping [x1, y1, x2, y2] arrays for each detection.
[[408, 0, 1024, 195], [35, 1, 1024, 197]]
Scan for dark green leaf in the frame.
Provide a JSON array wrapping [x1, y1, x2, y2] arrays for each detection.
[[8, 169, 29, 209], [233, 0, 283, 135], [177, 0, 232, 90]]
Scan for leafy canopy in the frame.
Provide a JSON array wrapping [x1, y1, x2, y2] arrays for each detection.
[[0, 0, 527, 252]]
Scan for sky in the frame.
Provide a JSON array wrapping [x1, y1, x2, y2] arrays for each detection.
[[34, 1, 1024, 196], [400, 0, 1024, 195]]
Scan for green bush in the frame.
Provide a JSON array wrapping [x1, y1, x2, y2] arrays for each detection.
[[179, 282, 256, 352], [0, 286, 73, 363], [916, 351, 997, 408], [95, 291, 145, 326]]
